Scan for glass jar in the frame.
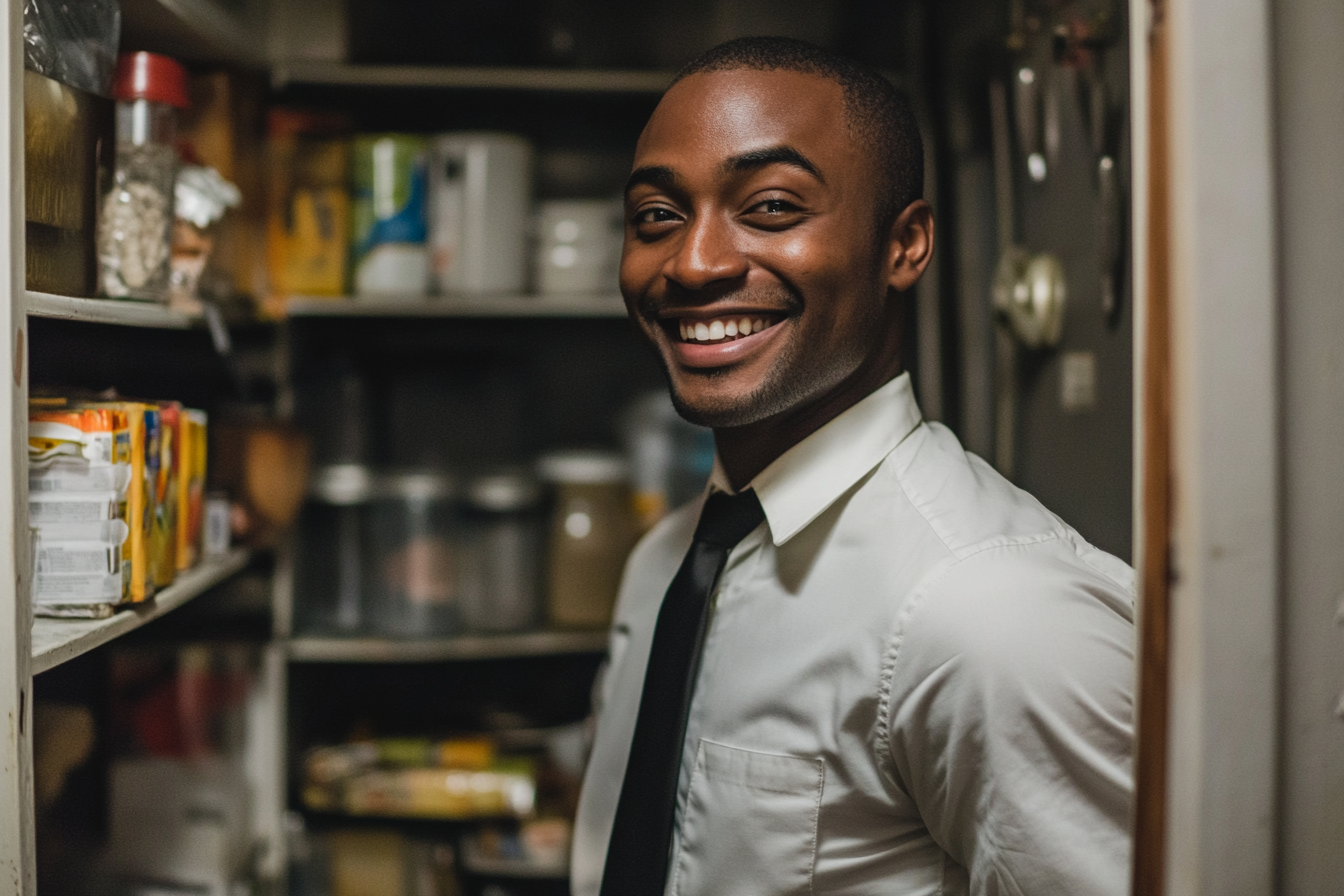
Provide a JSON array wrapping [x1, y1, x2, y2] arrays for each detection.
[[365, 470, 460, 638], [99, 52, 188, 301], [294, 464, 372, 636], [458, 471, 543, 634], [537, 450, 636, 630]]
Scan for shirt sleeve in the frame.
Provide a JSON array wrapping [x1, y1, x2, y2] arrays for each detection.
[[883, 540, 1135, 896]]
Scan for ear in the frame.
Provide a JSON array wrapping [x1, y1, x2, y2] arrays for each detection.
[[884, 199, 935, 292]]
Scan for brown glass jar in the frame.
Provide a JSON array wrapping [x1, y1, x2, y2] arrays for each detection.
[[537, 451, 635, 630]]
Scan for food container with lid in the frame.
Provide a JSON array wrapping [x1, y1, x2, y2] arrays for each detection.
[[294, 464, 373, 636], [537, 450, 636, 629], [429, 132, 533, 296], [99, 52, 189, 301], [458, 470, 543, 634], [364, 470, 461, 638], [533, 199, 623, 296]]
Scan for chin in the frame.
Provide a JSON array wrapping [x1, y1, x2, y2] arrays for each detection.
[[667, 369, 810, 430]]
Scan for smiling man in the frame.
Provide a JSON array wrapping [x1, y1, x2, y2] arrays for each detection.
[[572, 37, 1135, 896]]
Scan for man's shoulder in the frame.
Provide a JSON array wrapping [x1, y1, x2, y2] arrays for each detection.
[[875, 420, 1135, 654], [882, 421, 1074, 559]]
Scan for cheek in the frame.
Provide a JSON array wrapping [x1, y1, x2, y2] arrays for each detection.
[[619, 239, 658, 295]]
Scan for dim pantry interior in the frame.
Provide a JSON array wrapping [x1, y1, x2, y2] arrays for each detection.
[[5, 0, 1338, 894], [12, 0, 1141, 894]]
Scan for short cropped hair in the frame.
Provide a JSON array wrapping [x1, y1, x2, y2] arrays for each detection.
[[671, 36, 924, 230]]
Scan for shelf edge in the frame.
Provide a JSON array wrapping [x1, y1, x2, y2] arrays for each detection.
[[286, 295, 628, 319], [32, 548, 252, 674], [25, 291, 198, 329], [286, 630, 609, 663], [272, 61, 672, 94]]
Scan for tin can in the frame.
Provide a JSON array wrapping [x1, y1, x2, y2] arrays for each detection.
[[351, 134, 429, 297]]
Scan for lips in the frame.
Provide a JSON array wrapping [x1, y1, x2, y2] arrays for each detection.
[[658, 310, 787, 369]]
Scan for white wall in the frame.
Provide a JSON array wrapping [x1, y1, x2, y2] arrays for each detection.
[[1164, 0, 1280, 892], [1273, 0, 1344, 888]]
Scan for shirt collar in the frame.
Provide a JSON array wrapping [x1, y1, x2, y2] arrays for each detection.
[[708, 372, 924, 546]]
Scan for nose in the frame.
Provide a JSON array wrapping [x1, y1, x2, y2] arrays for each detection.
[[664, 211, 748, 290]]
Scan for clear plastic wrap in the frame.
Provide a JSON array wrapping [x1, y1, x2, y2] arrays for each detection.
[[23, 0, 121, 96]]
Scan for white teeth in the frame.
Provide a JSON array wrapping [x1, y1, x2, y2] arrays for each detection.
[[679, 316, 775, 342]]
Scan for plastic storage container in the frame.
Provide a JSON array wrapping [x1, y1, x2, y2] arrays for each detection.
[[458, 471, 543, 634], [429, 132, 533, 296], [99, 52, 189, 301], [537, 450, 636, 629], [294, 464, 373, 635], [365, 470, 460, 638]]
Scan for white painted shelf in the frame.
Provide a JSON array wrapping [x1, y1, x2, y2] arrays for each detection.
[[286, 294, 628, 319], [272, 61, 672, 94], [32, 548, 252, 674], [26, 291, 198, 329], [287, 629, 609, 663]]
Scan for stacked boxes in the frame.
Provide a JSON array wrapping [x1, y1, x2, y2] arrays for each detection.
[[30, 399, 208, 616]]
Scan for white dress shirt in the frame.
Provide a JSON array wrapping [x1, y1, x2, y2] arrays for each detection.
[[573, 373, 1135, 896]]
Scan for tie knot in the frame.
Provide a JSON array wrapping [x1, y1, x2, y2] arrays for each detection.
[[694, 489, 765, 549]]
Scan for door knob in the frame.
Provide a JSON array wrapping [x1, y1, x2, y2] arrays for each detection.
[[993, 247, 1067, 349]]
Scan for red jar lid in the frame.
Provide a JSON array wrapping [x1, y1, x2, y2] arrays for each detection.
[[110, 52, 190, 109]]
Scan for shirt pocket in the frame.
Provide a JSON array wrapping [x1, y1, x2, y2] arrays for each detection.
[[671, 739, 825, 896]]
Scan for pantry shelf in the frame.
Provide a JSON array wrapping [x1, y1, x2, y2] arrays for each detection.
[[31, 548, 252, 675], [285, 294, 628, 319], [121, 0, 260, 64], [286, 630, 609, 663], [271, 61, 673, 94], [25, 291, 199, 329]]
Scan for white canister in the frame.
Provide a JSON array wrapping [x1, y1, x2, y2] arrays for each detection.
[[429, 132, 533, 296], [534, 198, 624, 296]]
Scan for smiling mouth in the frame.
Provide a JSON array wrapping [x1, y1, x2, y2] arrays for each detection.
[[673, 314, 784, 344]]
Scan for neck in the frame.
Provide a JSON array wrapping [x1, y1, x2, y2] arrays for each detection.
[[714, 354, 903, 491]]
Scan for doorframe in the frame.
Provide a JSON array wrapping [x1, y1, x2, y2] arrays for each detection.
[[1130, 0, 1281, 893]]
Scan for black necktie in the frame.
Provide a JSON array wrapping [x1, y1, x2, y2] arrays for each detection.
[[600, 489, 766, 896]]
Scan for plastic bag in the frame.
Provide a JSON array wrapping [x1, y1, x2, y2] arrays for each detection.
[[23, 0, 121, 96]]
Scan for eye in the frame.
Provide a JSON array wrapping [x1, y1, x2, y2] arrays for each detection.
[[631, 206, 681, 226], [755, 199, 797, 215], [742, 196, 806, 230]]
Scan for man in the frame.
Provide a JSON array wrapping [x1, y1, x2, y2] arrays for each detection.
[[573, 37, 1134, 896]]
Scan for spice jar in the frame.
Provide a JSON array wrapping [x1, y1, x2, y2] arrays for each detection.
[[458, 471, 543, 634], [365, 470, 460, 638], [537, 450, 636, 630], [99, 52, 188, 301]]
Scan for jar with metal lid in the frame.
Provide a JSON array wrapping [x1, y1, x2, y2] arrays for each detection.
[[99, 52, 189, 301], [537, 450, 636, 630], [294, 464, 373, 636], [458, 470, 543, 634], [365, 470, 461, 638]]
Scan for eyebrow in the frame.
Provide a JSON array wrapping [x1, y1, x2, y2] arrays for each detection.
[[722, 145, 825, 183], [625, 165, 679, 198], [623, 145, 826, 200]]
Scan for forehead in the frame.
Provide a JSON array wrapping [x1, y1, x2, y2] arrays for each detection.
[[635, 69, 856, 172]]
